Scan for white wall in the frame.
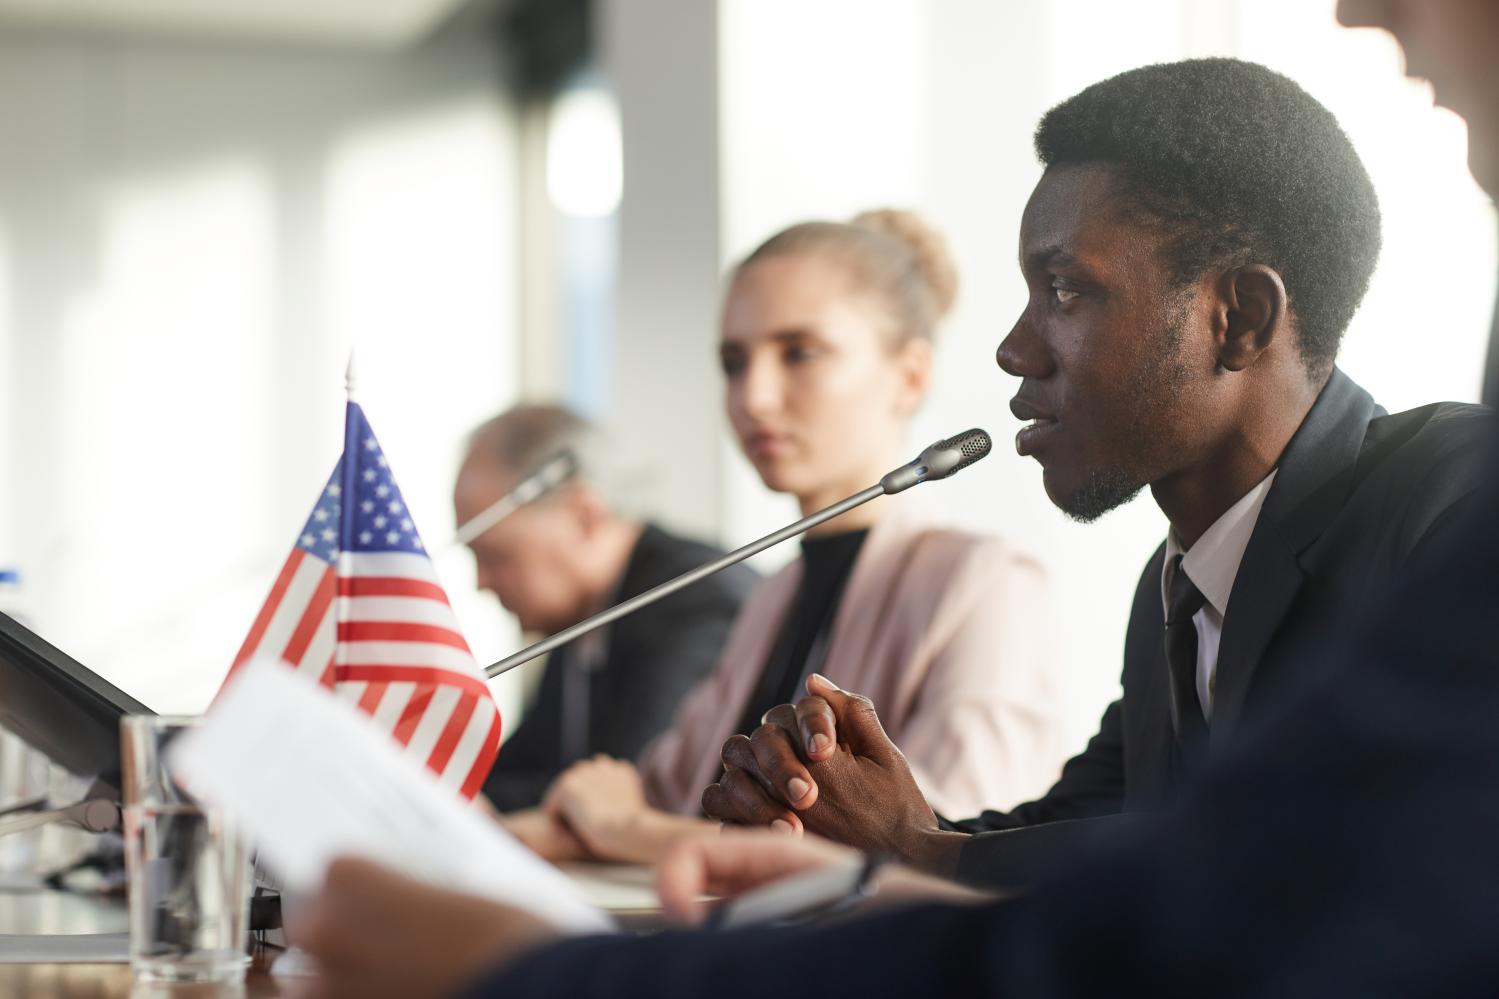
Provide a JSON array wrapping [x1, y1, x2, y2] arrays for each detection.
[[598, 0, 725, 542], [607, 0, 1498, 751], [0, 30, 526, 714]]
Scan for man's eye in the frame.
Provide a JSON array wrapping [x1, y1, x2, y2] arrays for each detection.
[[784, 345, 815, 364], [719, 353, 745, 376], [1051, 283, 1080, 305]]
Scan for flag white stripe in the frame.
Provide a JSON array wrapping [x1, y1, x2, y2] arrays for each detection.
[[337, 642, 479, 674], [371, 681, 417, 731], [254, 557, 330, 666], [297, 606, 337, 676], [404, 687, 462, 764], [342, 552, 445, 586], [438, 700, 499, 792], [343, 596, 465, 630], [336, 679, 368, 705]]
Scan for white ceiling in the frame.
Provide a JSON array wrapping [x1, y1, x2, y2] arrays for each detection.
[[0, 0, 474, 48]]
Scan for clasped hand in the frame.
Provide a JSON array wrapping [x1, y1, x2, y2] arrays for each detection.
[[701, 674, 962, 874]]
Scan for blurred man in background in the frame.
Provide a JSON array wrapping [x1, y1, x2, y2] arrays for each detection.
[[456, 405, 755, 812]]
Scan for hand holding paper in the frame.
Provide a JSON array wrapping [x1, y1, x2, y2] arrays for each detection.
[[168, 658, 612, 936]]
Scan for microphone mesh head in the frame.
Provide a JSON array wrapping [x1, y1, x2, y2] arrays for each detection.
[[938, 428, 992, 474]]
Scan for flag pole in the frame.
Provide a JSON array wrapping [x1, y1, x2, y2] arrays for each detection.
[[336, 351, 360, 683], [340, 351, 360, 549]]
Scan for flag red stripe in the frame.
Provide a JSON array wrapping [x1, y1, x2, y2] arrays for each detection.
[[335, 665, 491, 700], [458, 712, 504, 800], [337, 576, 449, 604], [318, 651, 338, 688], [425, 693, 477, 774], [393, 688, 435, 746], [337, 622, 470, 651], [356, 682, 388, 716], [281, 568, 336, 666], [232, 550, 304, 668]]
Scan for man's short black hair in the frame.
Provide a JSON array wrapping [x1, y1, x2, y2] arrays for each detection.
[[1036, 58, 1381, 376]]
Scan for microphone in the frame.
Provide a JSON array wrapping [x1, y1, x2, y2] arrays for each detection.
[[878, 428, 992, 494], [451, 450, 579, 548], [482, 429, 991, 679]]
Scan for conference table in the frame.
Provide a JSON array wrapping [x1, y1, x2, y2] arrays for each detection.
[[0, 862, 662, 996]]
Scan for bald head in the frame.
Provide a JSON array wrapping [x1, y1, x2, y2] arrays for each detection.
[[454, 405, 638, 635]]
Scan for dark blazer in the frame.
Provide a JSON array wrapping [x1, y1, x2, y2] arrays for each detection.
[[481, 524, 756, 811], [949, 369, 1490, 886], [468, 396, 1499, 999]]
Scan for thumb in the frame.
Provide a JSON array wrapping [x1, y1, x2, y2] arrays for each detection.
[[656, 830, 848, 926], [805, 674, 898, 763]]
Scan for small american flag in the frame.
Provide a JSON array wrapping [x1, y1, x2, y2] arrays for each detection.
[[225, 400, 502, 799]]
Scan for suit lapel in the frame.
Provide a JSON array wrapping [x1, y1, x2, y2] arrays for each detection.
[[1210, 368, 1380, 742]]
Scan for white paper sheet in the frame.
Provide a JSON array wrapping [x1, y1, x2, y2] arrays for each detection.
[[556, 862, 661, 913], [168, 660, 613, 935]]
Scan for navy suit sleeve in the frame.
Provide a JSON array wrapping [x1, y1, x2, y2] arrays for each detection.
[[462, 902, 1023, 999], [949, 698, 1129, 833], [943, 698, 1130, 887]]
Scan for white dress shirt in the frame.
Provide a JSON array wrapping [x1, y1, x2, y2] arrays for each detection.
[[1160, 470, 1277, 721]]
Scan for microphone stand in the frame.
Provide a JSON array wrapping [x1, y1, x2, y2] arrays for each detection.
[[0, 783, 120, 838], [484, 485, 884, 678]]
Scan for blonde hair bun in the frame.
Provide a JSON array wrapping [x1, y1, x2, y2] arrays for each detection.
[[734, 208, 960, 344], [850, 208, 959, 319]]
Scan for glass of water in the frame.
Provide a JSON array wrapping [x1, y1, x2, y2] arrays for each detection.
[[121, 715, 252, 983]]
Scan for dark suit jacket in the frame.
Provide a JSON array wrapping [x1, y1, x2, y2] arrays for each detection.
[[481, 524, 756, 811], [467, 397, 1499, 999], [949, 368, 1489, 886]]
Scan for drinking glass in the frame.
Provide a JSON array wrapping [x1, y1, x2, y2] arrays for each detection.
[[121, 715, 252, 983]]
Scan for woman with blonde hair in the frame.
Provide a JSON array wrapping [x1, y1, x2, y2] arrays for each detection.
[[509, 208, 1065, 863]]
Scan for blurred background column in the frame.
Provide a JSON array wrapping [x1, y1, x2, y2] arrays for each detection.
[[597, 0, 723, 541]]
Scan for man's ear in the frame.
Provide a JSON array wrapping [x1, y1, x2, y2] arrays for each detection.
[[564, 482, 608, 537], [1217, 264, 1289, 372]]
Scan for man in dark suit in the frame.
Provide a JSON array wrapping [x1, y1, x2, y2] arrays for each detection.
[[455, 406, 756, 812], [701, 58, 1489, 888]]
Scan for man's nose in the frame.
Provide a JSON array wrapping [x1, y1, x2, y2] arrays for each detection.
[[996, 312, 1054, 379]]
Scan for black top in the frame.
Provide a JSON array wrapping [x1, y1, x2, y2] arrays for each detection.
[[730, 529, 868, 741], [481, 524, 757, 811]]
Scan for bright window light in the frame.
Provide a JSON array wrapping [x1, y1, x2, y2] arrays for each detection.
[[55, 159, 276, 712], [546, 86, 623, 219]]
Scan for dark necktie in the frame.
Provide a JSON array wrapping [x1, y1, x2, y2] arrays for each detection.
[[1165, 555, 1209, 752]]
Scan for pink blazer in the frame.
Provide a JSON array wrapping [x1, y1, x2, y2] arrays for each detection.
[[639, 499, 1066, 818]]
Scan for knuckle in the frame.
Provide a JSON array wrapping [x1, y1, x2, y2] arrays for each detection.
[[751, 722, 783, 745], [720, 734, 751, 761], [764, 703, 797, 729], [723, 770, 771, 817], [701, 782, 727, 818]]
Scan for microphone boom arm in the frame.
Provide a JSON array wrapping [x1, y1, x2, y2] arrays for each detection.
[[483, 484, 884, 678], [480, 428, 991, 679]]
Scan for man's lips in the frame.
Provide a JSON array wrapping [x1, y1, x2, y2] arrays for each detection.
[[1009, 398, 1059, 457]]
